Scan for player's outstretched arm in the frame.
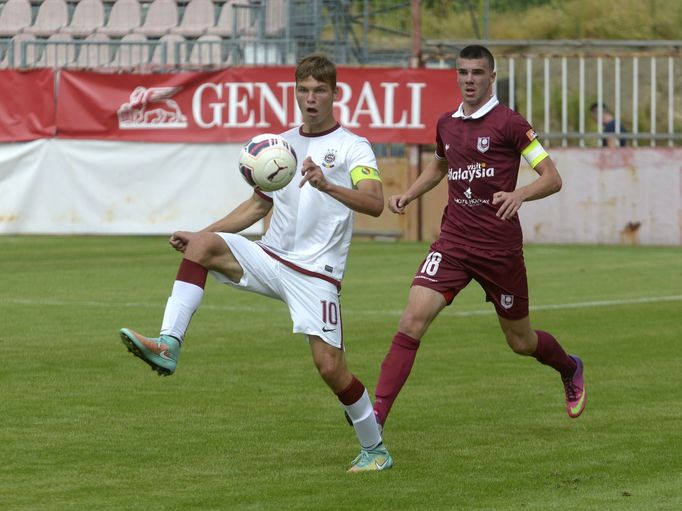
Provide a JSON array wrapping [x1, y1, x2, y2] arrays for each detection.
[[203, 192, 273, 233], [388, 156, 448, 214], [168, 192, 272, 251]]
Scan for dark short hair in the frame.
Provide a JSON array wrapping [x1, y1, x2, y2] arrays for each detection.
[[458, 45, 495, 71], [590, 102, 611, 114], [295, 53, 337, 90]]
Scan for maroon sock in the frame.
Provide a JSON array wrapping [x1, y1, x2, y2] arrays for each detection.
[[532, 330, 577, 378], [176, 258, 208, 288], [336, 375, 365, 405], [374, 332, 421, 426]]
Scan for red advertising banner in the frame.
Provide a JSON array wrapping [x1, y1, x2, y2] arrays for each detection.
[[0, 69, 56, 142], [57, 67, 459, 144]]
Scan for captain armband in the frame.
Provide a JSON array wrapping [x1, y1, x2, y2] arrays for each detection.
[[521, 139, 549, 169], [350, 166, 382, 186]]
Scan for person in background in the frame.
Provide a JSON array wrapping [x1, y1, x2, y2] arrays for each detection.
[[590, 102, 627, 147]]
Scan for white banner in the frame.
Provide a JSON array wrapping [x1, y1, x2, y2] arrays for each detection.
[[0, 139, 258, 235], [1, 143, 680, 245]]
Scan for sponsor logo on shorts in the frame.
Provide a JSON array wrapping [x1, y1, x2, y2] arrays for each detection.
[[322, 326, 336, 333]]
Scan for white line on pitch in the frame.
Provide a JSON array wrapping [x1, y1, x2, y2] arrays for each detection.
[[4, 294, 682, 317]]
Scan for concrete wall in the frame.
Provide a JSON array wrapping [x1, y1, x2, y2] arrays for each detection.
[[357, 148, 682, 246]]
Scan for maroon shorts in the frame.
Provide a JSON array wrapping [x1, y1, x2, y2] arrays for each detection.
[[411, 238, 529, 320]]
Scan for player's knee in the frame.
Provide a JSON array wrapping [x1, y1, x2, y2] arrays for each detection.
[[185, 233, 227, 266], [506, 332, 534, 355], [315, 358, 343, 387], [398, 310, 428, 338]]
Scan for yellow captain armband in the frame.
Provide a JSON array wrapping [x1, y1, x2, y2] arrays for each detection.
[[350, 166, 382, 186], [521, 139, 549, 168]]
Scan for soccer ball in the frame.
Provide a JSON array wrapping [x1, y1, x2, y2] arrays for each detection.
[[238, 133, 298, 192]]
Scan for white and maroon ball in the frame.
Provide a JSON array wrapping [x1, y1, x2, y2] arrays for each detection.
[[238, 133, 298, 192]]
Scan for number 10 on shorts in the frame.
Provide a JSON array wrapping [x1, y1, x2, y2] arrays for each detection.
[[321, 300, 339, 325]]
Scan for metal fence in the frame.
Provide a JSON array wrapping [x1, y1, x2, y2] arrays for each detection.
[[427, 40, 682, 148]]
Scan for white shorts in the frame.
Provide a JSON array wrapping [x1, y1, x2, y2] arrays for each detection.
[[211, 233, 344, 349]]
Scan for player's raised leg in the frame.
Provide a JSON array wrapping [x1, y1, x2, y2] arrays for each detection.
[[120, 232, 234, 375]]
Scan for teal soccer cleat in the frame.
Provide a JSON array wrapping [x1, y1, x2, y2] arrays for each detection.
[[347, 444, 393, 473], [119, 328, 180, 376]]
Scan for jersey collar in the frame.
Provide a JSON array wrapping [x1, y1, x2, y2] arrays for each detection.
[[452, 95, 499, 120], [299, 122, 341, 138]]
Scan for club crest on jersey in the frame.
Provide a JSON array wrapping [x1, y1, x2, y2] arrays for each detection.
[[322, 149, 337, 169], [477, 136, 490, 153], [501, 294, 514, 309]]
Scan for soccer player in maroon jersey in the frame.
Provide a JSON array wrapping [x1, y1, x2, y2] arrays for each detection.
[[373, 45, 586, 428]]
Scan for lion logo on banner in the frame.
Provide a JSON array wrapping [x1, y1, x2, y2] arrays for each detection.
[[117, 86, 188, 128]]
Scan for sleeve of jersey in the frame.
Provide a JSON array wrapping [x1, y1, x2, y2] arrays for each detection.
[[348, 138, 382, 186], [509, 113, 549, 169], [434, 121, 446, 159]]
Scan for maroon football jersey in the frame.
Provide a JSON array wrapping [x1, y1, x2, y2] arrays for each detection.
[[435, 99, 538, 250]]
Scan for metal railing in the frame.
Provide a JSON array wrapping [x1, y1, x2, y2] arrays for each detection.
[[425, 40, 682, 147]]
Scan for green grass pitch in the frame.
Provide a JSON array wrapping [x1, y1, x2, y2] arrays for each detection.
[[1, 236, 680, 510]]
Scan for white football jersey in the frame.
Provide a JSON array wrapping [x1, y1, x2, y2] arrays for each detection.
[[256, 124, 378, 283]]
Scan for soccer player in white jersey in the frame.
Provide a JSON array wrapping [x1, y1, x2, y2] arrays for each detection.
[[119, 54, 393, 472]]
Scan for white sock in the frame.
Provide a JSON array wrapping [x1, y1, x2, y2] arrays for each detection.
[[343, 389, 382, 449], [160, 280, 204, 343]]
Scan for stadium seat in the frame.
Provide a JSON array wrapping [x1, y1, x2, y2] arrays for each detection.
[[60, 0, 105, 38], [170, 0, 216, 38], [149, 33, 187, 68], [8, 33, 39, 67], [0, 39, 12, 68], [206, 0, 257, 38], [110, 32, 150, 69], [97, 0, 142, 38], [188, 34, 223, 67], [22, 0, 69, 37], [132, 0, 178, 38], [75, 32, 111, 69], [0, 0, 32, 38], [264, 0, 286, 37], [34, 33, 76, 68]]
